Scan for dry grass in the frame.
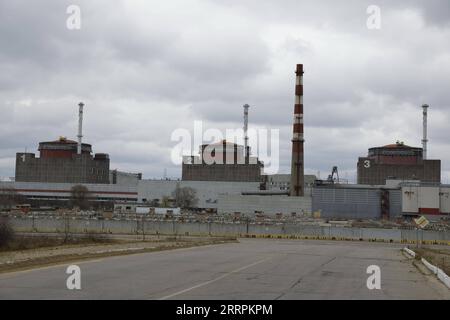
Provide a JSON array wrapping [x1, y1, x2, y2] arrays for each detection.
[[0, 235, 237, 274], [0, 234, 114, 252], [414, 247, 450, 276]]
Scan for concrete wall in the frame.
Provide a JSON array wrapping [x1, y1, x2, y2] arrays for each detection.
[[16, 152, 110, 184], [357, 158, 441, 185], [402, 184, 450, 214], [217, 195, 312, 216], [182, 163, 263, 182], [10, 217, 450, 243], [441, 187, 450, 214], [418, 187, 440, 211]]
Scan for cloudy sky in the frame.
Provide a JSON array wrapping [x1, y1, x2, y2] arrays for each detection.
[[0, 0, 449, 182]]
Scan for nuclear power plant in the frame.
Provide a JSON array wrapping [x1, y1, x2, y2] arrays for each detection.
[[1, 64, 449, 219]]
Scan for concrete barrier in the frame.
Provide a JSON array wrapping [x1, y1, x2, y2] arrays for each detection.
[[437, 268, 450, 289], [400, 248, 450, 289], [403, 247, 416, 258], [421, 258, 450, 289], [8, 217, 450, 245], [421, 257, 438, 274]]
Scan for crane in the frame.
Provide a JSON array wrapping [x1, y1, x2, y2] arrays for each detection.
[[327, 166, 339, 184]]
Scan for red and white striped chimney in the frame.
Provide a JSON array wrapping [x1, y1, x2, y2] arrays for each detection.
[[290, 64, 304, 196]]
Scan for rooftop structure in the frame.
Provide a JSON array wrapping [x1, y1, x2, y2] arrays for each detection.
[[182, 140, 263, 182]]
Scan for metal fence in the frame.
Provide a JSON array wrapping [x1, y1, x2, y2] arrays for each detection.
[[312, 187, 403, 219]]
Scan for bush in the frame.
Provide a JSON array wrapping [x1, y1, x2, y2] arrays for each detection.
[[83, 232, 110, 243], [0, 217, 14, 247]]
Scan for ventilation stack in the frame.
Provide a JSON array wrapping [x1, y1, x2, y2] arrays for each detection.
[[77, 102, 84, 155], [243, 104, 250, 162], [422, 104, 429, 160], [290, 64, 305, 196]]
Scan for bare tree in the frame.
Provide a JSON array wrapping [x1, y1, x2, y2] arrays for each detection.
[[70, 185, 90, 210], [172, 185, 198, 209]]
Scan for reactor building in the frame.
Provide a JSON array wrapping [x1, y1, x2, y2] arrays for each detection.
[[182, 140, 263, 182], [182, 104, 264, 183], [356, 142, 441, 185], [357, 104, 441, 185], [15, 103, 110, 184]]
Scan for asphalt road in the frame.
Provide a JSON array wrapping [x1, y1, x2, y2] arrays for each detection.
[[0, 239, 448, 300]]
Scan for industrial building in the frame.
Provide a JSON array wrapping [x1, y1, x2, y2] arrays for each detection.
[[182, 104, 264, 183], [182, 140, 263, 182], [311, 180, 450, 220], [138, 180, 260, 209], [15, 137, 110, 184], [312, 182, 402, 220], [357, 141, 441, 185], [3, 178, 450, 219], [214, 64, 312, 215], [110, 170, 142, 186], [4, 64, 448, 220], [401, 182, 450, 215], [357, 104, 441, 185], [263, 174, 316, 192], [217, 194, 312, 216], [0, 179, 260, 211], [15, 103, 111, 184], [330, 105, 443, 220], [0, 181, 137, 209]]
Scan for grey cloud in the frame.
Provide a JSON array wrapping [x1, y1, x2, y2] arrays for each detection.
[[0, 0, 449, 183]]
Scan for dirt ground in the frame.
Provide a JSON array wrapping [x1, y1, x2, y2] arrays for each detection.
[[0, 234, 237, 274], [414, 247, 450, 275]]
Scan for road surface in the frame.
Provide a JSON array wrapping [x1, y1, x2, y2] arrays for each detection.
[[0, 239, 448, 299]]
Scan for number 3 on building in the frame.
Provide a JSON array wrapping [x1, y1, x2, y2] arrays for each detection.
[[364, 160, 371, 168]]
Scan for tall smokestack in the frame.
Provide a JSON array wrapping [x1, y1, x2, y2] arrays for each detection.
[[422, 104, 429, 159], [290, 64, 304, 197], [243, 104, 250, 160], [77, 102, 84, 155]]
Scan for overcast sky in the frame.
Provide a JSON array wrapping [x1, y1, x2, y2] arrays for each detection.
[[0, 0, 449, 182]]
